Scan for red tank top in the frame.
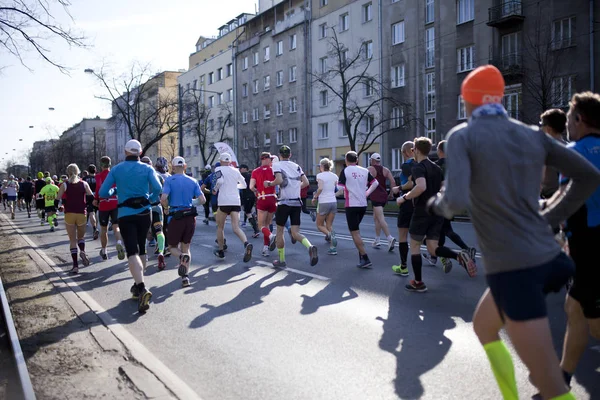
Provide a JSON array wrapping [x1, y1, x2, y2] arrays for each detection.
[[370, 165, 388, 202], [64, 181, 87, 214]]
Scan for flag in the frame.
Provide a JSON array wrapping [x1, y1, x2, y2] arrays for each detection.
[[213, 142, 238, 167]]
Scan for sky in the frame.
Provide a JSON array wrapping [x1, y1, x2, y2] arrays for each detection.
[[0, 0, 256, 166]]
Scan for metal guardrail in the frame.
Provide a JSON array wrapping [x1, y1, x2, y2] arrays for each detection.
[[488, 1, 524, 24], [0, 276, 36, 400]]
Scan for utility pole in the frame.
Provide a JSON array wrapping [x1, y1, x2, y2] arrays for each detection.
[[93, 126, 97, 166]]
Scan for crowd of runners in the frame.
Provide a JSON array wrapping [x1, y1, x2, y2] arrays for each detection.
[[4, 65, 600, 400]]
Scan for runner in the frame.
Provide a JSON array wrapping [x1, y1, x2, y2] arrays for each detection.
[[200, 165, 212, 224], [311, 158, 339, 255], [540, 108, 568, 199], [161, 156, 206, 287], [427, 65, 600, 400], [250, 152, 278, 257], [98, 140, 162, 313], [34, 172, 47, 224], [556, 92, 600, 393], [391, 142, 415, 276], [56, 164, 94, 274], [39, 177, 59, 231], [94, 156, 125, 261], [17, 178, 24, 211], [137, 157, 166, 269], [1, 181, 7, 210], [20, 177, 34, 218], [367, 153, 397, 252], [212, 153, 253, 262], [83, 164, 99, 239], [239, 164, 259, 237], [153, 157, 171, 253], [3, 175, 19, 219], [300, 183, 316, 222]]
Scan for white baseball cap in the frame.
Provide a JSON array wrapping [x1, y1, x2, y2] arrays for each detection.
[[205, 164, 211, 170], [370, 153, 381, 161], [125, 139, 143, 155], [219, 153, 231, 162], [172, 156, 186, 167], [271, 155, 279, 163]]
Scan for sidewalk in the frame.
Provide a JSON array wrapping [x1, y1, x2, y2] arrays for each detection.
[[0, 214, 177, 400]]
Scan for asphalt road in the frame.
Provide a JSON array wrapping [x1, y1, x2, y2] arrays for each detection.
[[7, 208, 600, 400]]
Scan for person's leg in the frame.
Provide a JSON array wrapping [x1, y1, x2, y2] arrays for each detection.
[[65, 222, 79, 270], [325, 213, 335, 233], [398, 228, 409, 265], [230, 211, 248, 243], [444, 220, 470, 250], [373, 206, 391, 238], [560, 295, 589, 383], [409, 237, 424, 282], [316, 213, 329, 236], [215, 210, 227, 251]]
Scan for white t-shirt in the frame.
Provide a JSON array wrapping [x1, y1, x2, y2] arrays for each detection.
[[316, 171, 338, 204], [4, 181, 18, 196], [338, 165, 375, 208], [214, 166, 246, 206], [272, 160, 304, 206]]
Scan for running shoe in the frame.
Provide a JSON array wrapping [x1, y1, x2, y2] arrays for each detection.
[[405, 280, 427, 293], [372, 239, 381, 249], [262, 245, 269, 257], [327, 247, 337, 255], [357, 257, 373, 269], [130, 283, 140, 300], [116, 243, 125, 261], [288, 228, 297, 244], [181, 276, 190, 288], [243, 243, 253, 263], [252, 231, 260, 238], [69, 265, 79, 274], [392, 264, 409, 276], [241, 221, 247, 227], [28, 213, 31, 218], [330, 231, 338, 248], [325, 234, 331, 243], [214, 249, 225, 259], [178, 254, 190, 277], [422, 253, 438, 265], [458, 250, 477, 277], [80, 252, 90, 267], [40, 220, 44, 225], [99, 249, 108, 260], [93, 230, 99, 240], [53, 218, 58, 227], [441, 257, 453, 273], [387, 237, 397, 253], [108, 223, 113, 231], [154, 246, 160, 255], [268, 234, 277, 251], [310, 211, 316, 222], [148, 239, 156, 247], [11, 212, 15, 220], [272, 260, 287, 268], [164, 248, 171, 257], [309, 245, 318, 266], [157, 254, 166, 271], [138, 288, 152, 313], [468, 247, 477, 260], [203, 218, 209, 225], [50, 226, 55, 232]]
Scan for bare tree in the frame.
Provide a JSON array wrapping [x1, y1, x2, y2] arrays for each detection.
[[311, 28, 408, 157], [0, 0, 86, 72], [238, 126, 262, 168], [90, 63, 184, 156]]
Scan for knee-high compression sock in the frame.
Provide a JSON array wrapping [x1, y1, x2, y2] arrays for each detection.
[[278, 248, 285, 262], [70, 248, 79, 267], [77, 240, 85, 253], [550, 393, 576, 400], [156, 232, 165, 253], [48, 214, 55, 225], [446, 231, 469, 250], [301, 237, 312, 249], [483, 340, 518, 400], [249, 216, 258, 233], [262, 227, 271, 246], [435, 246, 459, 260], [399, 242, 409, 265], [411, 254, 423, 282]]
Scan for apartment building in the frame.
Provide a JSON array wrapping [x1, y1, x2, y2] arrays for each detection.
[[60, 117, 108, 166], [178, 14, 253, 178], [234, 0, 311, 170], [384, 0, 599, 173]]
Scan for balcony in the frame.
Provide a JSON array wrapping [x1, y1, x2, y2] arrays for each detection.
[[490, 53, 524, 77], [487, 1, 525, 28], [273, 9, 307, 36]]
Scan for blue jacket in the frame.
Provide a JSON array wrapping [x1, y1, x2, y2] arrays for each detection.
[[99, 156, 162, 218]]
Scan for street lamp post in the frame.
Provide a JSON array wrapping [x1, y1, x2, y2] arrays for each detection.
[[93, 126, 97, 166]]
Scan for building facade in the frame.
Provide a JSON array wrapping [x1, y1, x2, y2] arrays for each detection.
[[60, 117, 108, 167]]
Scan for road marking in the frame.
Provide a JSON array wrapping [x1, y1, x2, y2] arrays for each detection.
[[254, 260, 330, 281], [3, 215, 203, 400]]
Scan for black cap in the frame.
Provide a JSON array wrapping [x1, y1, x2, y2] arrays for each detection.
[[279, 145, 291, 157]]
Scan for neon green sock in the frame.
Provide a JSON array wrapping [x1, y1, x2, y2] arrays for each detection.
[[278, 248, 285, 262], [550, 392, 576, 400], [301, 237, 311, 249], [483, 340, 518, 400], [156, 232, 165, 253], [48, 215, 54, 224]]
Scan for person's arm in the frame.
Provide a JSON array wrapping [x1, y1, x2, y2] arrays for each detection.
[[365, 173, 379, 197], [160, 179, 170, 210], [397, 169, 426, 206], [249, 177, 257, 192], [99, 170, 116, 199], [213, 170, 224, 192], [367, 165, 377, 178], [192, 181, 206, 205], [312, 178, 324, 204], [300, 174, 309, 189], [57, 182, 67, 200], [148, 169, 162, 204], [237, 170, 248, 189], [270, 172, 283, 187], [336, 169, 346, 198], [83, 182, 93, 196]]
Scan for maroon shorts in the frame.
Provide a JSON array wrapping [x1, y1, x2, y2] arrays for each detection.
[[167, 216, 196, 246], [256, 197, 277, 213]]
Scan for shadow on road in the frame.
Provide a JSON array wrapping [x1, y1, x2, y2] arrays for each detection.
[[300, 274, 358, 315]]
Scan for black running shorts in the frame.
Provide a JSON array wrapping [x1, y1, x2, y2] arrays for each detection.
[[345, 206, 367, 232], [242, 197, 255, 214], [409, 211, 443, 242], [118, 211, 151, 258], [568, 227, 600, 319], [98, 209, 118, 227], [275, 204, 301, 227], [219, 205, 241, 215], [397, 208, 413, 229]]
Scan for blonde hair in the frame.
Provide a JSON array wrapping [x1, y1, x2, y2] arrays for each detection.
[[319, 158, 332, 171], [66, 164, 81, 184]]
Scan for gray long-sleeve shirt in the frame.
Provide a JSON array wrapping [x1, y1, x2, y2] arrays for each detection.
[[434, 113, 600, 275]]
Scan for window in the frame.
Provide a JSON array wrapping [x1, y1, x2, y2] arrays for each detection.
[[290, 34, 297, 50], [425, 115, 436, 140], [318, 123, 329, 139], [553, 17, 575, 49], [338, 120, 348, 137], [186, 82, 190, 92], [264, 75, 271, 90], [226, 63, 233, 77], [391, 107, 403, 128], [194, 145, 199, 155], [362, 152, 374, 167], [391, 64, 405, 88], [227, 88, 233, 102], [208, 72, 214, 84], [319, 57, 328, 74], [264, 104, 271, 119], [289, 128, 298, 143], [208, 119, 215, 130], [457, 45, 475, 73], [264, 46, 270, 62], [217, 116, 223, 129], [243, 137, 249, 149], [362, 3, 372, 23], [252, 107, 260, 121], [264, 133, 271, 146], [425, 72, 435, 113], [457, 0, 474, 24], [392, 21, 405, 45], [425, 27, 435, 68], [425, 0, 434, 24], [339, 13, 350, 31], [289, 97, 297, 113], [192, 79, 197, 90], [501, 32, 521, 67], [242, 57, 248, 70], [320, 90, 328, 107], [391, 148, 402, 171], [185, 146, 191, 157], [276, 70, 283, 86], [194, 167, 200, 178], [552, 76, 575, 107], [253, 51, 259, 65], [208, 96, 215, 108], [364, 41, 373, 59], [253, 137, 259, 148], [242, 110, 248, 123], [217, 68, 223, 81], [503, 85, 522, 119], [276, 40, 283, 56], [277, 130, 284, 145], [364, 78, 374, 97], [242, 83, 248, 97], [253, 79, 259, 93], [218, 92, 224, 105], [276, 100, 283, 116], [457, 95, 466, 119], [289, 66, 297, 82], [200, 75, 205, 84], [319, 23, 327, 39], [363, 114, 375, 132], [320, 0, 327, 7], [341, 50, 349, 67]]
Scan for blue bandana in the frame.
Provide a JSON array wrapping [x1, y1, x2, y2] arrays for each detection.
[[471, 103, 508, 118]]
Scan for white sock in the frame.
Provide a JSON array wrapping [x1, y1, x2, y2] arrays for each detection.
[[117, 240, 122, 245], [375, 236, 380, 241], [387, 235, 394, 241]]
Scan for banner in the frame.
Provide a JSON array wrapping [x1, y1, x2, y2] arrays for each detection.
[[213, 142, 238, 167]]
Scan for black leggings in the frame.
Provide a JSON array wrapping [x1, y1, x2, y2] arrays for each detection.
[[118, 212, 151, 258], [203, 194, 211, 219], [438, 219, 469, 250], [301, 198, 310, 215]]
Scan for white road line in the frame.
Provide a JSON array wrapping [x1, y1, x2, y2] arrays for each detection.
[[254, 260, 330, 281], [4, 215, 203, 400]]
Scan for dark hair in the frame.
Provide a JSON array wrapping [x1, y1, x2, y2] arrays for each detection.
[[345, 151, 358, 163], [279, 145, 291, 158], [414, 137, 433, 155], [26, 176, 31, 181], [570, 92, 600, 129], [239, 164, 249, 170], [100, 156, 111, 168], [540, 108, 567, 133], [437, 140, 447, 153], [87, 164, 96, 174]]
